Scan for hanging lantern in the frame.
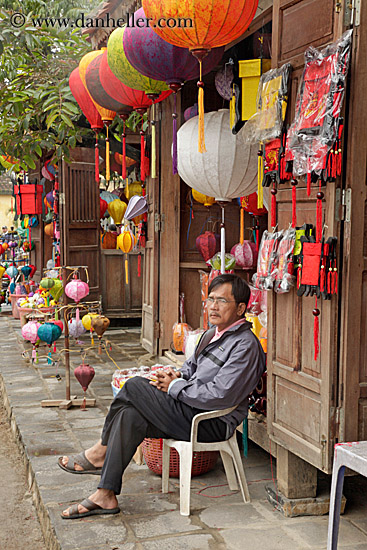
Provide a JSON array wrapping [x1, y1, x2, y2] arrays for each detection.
[[21, 320, 41, 362], [37, 322, 62, 364], [6, 265, 18, 279], [196, 231, 219, 262], [100, 190, 116, 204], [81, 313, 98, 331], [69, 68, 104, 183], [231, 241, 258, 269], [143, 0, 258, 152], [20, 265, 32, 280], [124, 196, 148, 221], [80, 50, 116, 182], [107, 199, 127, 225], [117, 229, 136, 253], [65, 279, 89, 303], [178, 109, 258, 273], [192, 190, 215, 208], [100, 198, 108, 219], [68, 318, 86, 340], [0, 266, 6, 279], [91, 315, 110, 354], [40, 277, 55, 290], [74, 361, 95, 409], [125, 182, 142, 200], [215, 64, 234, 101], [124, 7, 224, 173], [238, 193, 268, 216], [49, 279, 63, 302]]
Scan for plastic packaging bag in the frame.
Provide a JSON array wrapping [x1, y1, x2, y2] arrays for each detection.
[[252, 230, 283, 290], [274, 228, 296, 294], [240, 63, 292, 144], [288, 30, 352, 177], [184, 329, 205, 360], [207, 252, 236, 271]]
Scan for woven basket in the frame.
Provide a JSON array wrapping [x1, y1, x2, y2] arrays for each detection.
[[141, 438, 219, 478]]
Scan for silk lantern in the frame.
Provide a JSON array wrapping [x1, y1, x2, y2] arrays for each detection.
[[192, 190, 215, 207], [99, 50, 171, 181], [107, 199, 127, 225], [69, 68, 103, 183], [80, 50, 116, 182], [22, 320, 41, 362], [196, 231, 219, 262], [237, 192, 267, 246], [124, 196, 148, 220], [124, 7, 224, 174], [91, 315, 110, 354], [143, 0, 258, 151], [100, 198, 108, 219], [178, 109, 258, 273], [107, 27, 171, 179], [117, 228, 137, 285], [37, 322, 62, 364], [68, 318, 86, 341], [65, 278, 89, 324], [74, 361, 95, 409]]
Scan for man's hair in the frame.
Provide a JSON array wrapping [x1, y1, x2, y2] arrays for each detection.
[[208, 274, 251, 307]]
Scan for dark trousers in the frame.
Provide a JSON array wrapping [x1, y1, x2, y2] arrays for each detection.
[[98, 376, 227, 494]]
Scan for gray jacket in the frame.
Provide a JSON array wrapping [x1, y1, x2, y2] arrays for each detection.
[[168, 321, 266, 436]]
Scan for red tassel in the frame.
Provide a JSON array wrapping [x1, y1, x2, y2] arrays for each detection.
[[307, 170, 311, 196], [138, 253, 141, 277], [316, 183, 323, 243], [333, 261, 338, 294], [271, 186, 277, 228], [140, 127, 145, 182], [313, 298, 320, 361], [95, 134, 99, 183], [122, 121, 126, 179], [328, 269, 332, 294], [297, 262, 302, 289], [256, 229, 259, 252], [53, 342, 56, 353], [336, 149, 342, 176], [291, 181, 297, 228], [320, 265, 325, 292]]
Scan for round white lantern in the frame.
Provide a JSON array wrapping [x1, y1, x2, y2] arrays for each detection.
[[177, 109, 258, 201]]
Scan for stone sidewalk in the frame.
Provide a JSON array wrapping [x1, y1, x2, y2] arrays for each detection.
[[0, 313, 367, 550]]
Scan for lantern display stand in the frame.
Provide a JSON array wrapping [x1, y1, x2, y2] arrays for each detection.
[[40, 266, 100, 410]]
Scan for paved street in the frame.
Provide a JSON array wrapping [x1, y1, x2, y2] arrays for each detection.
[[0, 312, 367, 549]]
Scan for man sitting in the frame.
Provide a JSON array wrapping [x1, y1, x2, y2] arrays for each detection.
[[59, 274, 266, 519]]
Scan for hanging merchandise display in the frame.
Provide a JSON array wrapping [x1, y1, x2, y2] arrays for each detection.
[[252, 230, 283, 291], [238, 58, 272, 122], [177, 109, 258, 273], [69, 68, 104, 183], [123, 7, 224, 174], [273, 228, 296, 294], [79, 50, 116, 182], [288, 30, 352, 185], [13, 177, 44, 216], [143, 0, 258, 152]]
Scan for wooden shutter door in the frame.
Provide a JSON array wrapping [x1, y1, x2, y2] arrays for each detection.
[[267, 0, 345, 473], [60, 148, 101, 301]]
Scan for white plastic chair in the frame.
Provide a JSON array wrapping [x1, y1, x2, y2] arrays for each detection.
[[162, 406, 250, 516]]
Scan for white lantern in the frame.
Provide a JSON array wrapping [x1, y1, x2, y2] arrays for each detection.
[[177, 109, 258, 201]]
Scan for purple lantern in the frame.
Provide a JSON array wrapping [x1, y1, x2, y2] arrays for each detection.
[[215, 64, 234, 101], [123, 7, 224, 174]]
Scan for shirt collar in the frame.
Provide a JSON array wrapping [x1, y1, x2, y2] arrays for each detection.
[[212, 318, 248, 342]]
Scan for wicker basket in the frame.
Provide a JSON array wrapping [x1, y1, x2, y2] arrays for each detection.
[[141, 438, 219, 478]]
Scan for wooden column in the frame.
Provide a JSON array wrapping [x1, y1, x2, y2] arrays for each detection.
[[277, 446, 317, 499]]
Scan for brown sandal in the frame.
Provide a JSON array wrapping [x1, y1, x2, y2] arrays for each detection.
[[61, 498, 120, 520], [58, 451, 102, 475]]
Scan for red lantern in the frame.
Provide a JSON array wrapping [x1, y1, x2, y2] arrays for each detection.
[[74, 362, 95, 410], [238, 193, 267, 216], [69, 68, 104, 183], [195, 231, 219, 262], [100, 198, 108, 219]]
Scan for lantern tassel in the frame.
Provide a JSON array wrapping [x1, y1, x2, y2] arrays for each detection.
[[292, 182, 297, 228], [48, 349, 52, 365], [90, 330, 94, 346], [105, 125, 110, 182], [95, 133, 99, 183], [240, 208, 244, 245], [198, 60, 206, 154], [122, 121, 126, 179], [257, 146, 264, 209], [76, 307, 80, 324], [125, 254, 129, 285], [172, 93, 178, 174], [81, 394, 86, 411], [229, 85, 236, 129], [307, 167, 311, 196], [138, 252, 141, 277], [316, 182, 323, 243], [313, 297, 320, 361], [151, 104, 157, 179], [271, 184, 277, 228], [220, 206, 225, 274], [140, 120, 145, 182]]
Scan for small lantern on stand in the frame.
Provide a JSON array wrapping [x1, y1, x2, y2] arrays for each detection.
[[74, 360, 95, 410]]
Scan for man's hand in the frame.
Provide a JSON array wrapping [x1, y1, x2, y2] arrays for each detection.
[[149, 367, 180, 393]]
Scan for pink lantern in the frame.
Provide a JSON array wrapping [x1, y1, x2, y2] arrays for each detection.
[[21, 321, 41, 362], [68, 318, 86, 340], [231, 241, 258, 269], [74, 362, 95, 409], [65, 279, 89, 303]]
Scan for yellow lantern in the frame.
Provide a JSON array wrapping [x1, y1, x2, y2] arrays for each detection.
[[81, 313, 98, 331], [107, 199, 127, 225], [0, 266, 5, 278], [125, 181, 143, 200], [117, 230, 136, 253], [192, 189, 215, 207]]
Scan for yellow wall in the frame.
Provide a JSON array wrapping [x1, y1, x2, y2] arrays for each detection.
[[0, 195, 15, 229]]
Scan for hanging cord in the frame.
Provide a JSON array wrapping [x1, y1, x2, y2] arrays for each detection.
[[122, 119, 126, 179], [105, 125, 110, 182], [151, 103, 157, 179], [140, 116, 146, 181], [197, 60, 206, 153], [94, 132, 99, 184]]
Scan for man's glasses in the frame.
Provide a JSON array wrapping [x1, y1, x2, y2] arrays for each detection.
[[205, 297, 237, 306]]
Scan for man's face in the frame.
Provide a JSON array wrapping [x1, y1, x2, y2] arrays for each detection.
[[207, 282, 246, 332]]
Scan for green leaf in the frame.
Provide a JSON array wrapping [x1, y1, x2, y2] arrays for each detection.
[[46, 112, 58, 129], [23, 155, 36, 169]]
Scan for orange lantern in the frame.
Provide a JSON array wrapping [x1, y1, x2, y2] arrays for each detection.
[[173, 322, 191, 353], [143, 0, 258, 152], [79, 50, 116, 182], [44, 223, 54, 237], [192, 189, 215, 208]]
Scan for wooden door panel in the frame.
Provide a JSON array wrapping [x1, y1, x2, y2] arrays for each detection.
[[268, 0, 343, 473]]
